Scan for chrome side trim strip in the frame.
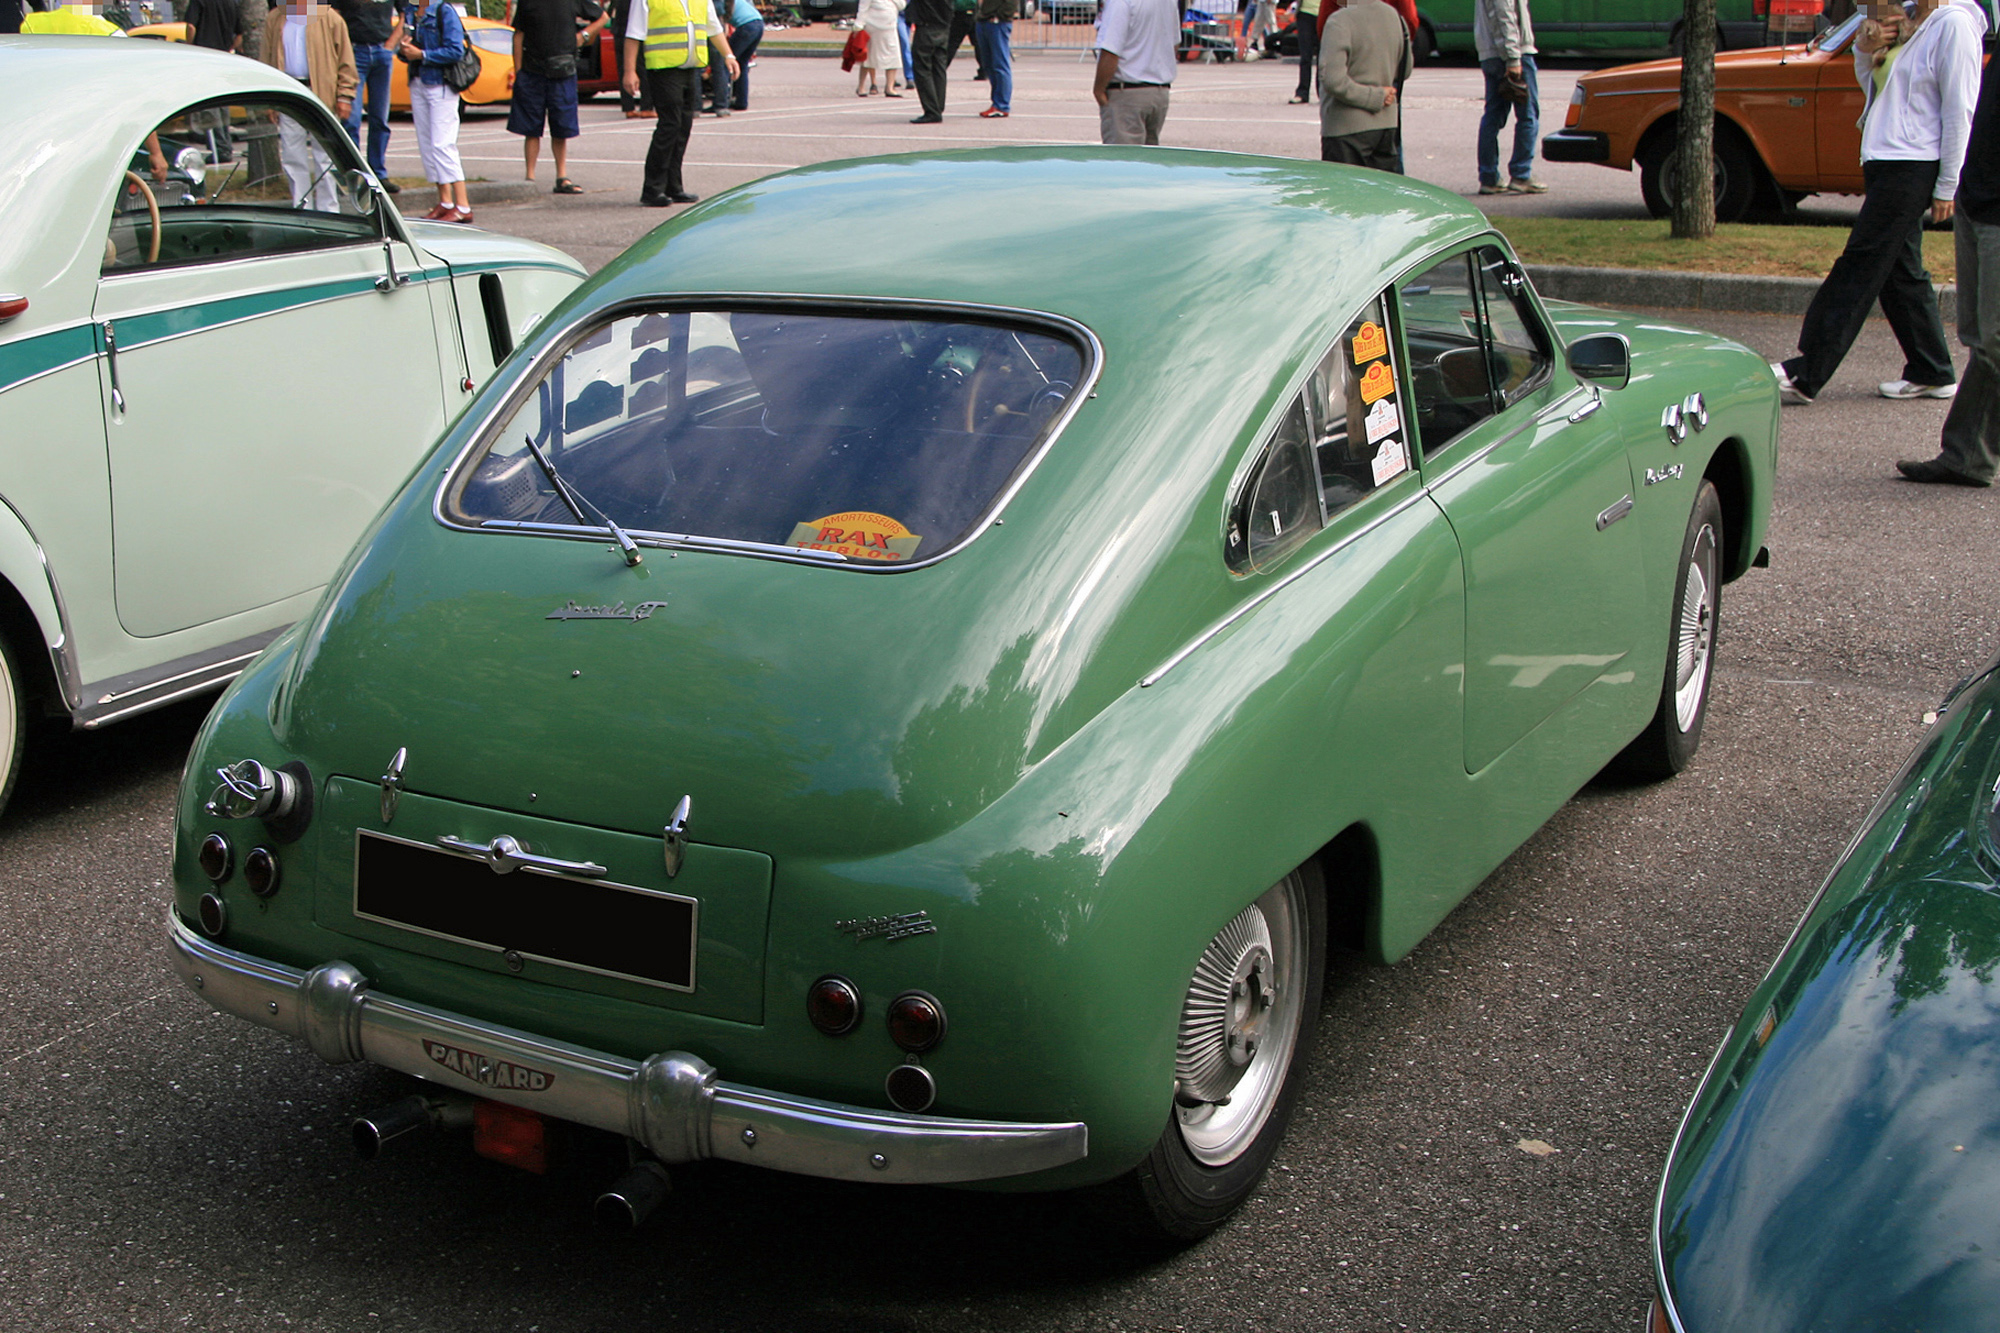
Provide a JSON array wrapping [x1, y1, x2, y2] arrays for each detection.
[[167, 912, 1088, 1185], [74, 627, 284, 729], [1140, 487, 1431, 688]]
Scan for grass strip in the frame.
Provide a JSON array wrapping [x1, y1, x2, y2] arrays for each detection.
[[1490, 216, 1957, 284]]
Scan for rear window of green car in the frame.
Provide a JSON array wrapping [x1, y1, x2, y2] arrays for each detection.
[[443, 307, 1090, 569]]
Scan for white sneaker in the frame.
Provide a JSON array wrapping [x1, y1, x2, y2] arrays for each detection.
[[1771, 361, 1813, 406], [1879, 379, 1957, 400]]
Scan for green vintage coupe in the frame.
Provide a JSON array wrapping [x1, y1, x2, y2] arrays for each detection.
[[168, 148, 1777, 1240], [0, 38, 583, 814], [1649, 650, 2000, 1332]]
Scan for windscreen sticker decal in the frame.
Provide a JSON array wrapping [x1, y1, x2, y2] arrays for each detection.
[[1351, 321, 1388, 364], [1358, 360, 1396, 405], [1364, 397, 1401, 445], [787, 512, 924, 562], [1371, 437, 1410, 487]]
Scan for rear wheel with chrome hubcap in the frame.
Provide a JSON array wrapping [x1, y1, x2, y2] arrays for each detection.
[[1124, 863, 1326, 1242], [1618, 480, 1723, 780]]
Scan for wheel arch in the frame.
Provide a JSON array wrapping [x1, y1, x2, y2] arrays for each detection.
[[1311, 821, 1383, 960], [1701, 436, 1757, 582], [0, 501, 75, 718], [1637, 111, 1772, 187]]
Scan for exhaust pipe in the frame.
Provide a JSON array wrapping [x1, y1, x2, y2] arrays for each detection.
[[351, 1093, 475, 1160], [595, 1159, 674, 1230]]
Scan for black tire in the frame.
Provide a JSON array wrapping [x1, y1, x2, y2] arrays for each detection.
[[1121, 862, 1327, 1243], [0, 634, 22, 820], [1617, 480, 1722, 781], [1413, 19, 1435, 60], [1637, 124, 1762, 224]]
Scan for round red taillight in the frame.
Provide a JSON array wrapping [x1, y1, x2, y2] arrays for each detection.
[[806, 976, 863, 1036], [243, 847, 281, 899], [198, 833, 233, 883], [886, 991, 946, 1054]]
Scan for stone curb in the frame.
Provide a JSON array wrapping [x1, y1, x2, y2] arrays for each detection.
[[1527, 262, 1959, 325], [464, 179, 549, 206]]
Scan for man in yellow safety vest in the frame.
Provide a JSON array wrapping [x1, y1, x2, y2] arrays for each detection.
[[620, 0, 737, 206]]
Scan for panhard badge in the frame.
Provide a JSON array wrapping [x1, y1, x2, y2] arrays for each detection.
[[425, 1040, 555, 1092]]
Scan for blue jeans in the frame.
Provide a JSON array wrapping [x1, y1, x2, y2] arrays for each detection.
[[973, 18, 1011, 112], [1477, 55, 1538, 187], [346, 41, 395, 177], [898, 13, 913, 83], [708, 18, 763, 109]]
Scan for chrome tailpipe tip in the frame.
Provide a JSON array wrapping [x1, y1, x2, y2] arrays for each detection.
[[594, 1159, 674, 1230], [351, 1093, 473, 1160]]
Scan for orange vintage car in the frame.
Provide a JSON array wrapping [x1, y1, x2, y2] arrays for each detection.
[[129, 15, 519, 111], [1542, 11, 1870, 222]]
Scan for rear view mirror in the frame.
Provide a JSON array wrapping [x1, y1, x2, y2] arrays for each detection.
[[1568, 333, 1630, 390]]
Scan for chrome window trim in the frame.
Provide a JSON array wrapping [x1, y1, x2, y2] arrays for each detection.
[[429, 293, 1105, 575], [352, 827, 701, 994], [1219, 288, 1406, 575]]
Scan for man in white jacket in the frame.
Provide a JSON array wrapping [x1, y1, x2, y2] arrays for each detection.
[[1773, 0, 1986, 405]]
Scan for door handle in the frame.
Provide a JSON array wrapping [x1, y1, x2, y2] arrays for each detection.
[[103, 321, 126, 414]]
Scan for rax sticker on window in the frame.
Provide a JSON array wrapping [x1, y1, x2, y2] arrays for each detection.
[[1351, 321, 1389, 364], [788, 511, 923, 563]]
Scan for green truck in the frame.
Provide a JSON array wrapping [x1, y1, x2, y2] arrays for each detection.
[[1414, 0, 1781, 58]]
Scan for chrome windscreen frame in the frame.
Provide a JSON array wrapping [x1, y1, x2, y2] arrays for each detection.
[[429, 293, 1105, 574]]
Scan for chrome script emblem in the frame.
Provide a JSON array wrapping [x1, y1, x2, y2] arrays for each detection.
[[425, 1040, 555, 1091], [836, 911, 938, 942], [546, 599, 668, 622], [1645, 463, 1685, 487]]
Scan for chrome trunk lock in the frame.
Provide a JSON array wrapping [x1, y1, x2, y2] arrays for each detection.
[[663, 796, 692, 878], [380, 747, 407, 823]]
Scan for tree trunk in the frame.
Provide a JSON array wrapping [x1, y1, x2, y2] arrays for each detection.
[[1671, 0, 1717, 239]]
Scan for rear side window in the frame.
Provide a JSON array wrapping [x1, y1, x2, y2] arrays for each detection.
[[445, 308, 1089, 568], [1228, 297, 1411, 574]]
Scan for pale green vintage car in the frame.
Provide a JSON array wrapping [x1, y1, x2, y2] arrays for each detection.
[[0, 37, 584, 812], [168, 148, 1778, 1241]]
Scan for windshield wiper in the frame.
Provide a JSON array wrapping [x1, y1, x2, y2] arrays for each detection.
[[523, 435, 643, 567]]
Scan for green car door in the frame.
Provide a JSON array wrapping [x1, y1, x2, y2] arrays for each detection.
[[91, 95, 451, 640], [1398, 243, 1646, 775]]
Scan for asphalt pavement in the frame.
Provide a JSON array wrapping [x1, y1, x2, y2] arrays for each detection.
[[0, 48, 1974, 1333]]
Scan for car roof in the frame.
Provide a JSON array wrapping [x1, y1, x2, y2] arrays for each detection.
[[588, 146, 1492, 371], [0, 37, 324, 334]]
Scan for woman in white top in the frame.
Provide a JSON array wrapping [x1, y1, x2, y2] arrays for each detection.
[[856, 0, 906, 97]]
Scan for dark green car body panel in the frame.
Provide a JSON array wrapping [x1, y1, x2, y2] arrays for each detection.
[[1655, 655, 2000, 1331], [173, 149, 1777, 1189]]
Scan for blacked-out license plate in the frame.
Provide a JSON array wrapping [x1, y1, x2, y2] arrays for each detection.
[[353, 830, 697, 991]]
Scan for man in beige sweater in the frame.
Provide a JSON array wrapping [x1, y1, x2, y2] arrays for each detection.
[[1319, 0, 1411, 171], [262, 0, 357, 208]]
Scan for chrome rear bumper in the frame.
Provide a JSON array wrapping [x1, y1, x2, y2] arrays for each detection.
[[168, 912, 1087, 1185]]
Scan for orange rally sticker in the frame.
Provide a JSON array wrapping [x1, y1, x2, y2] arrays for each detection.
[[1358, 360, 1396, 405], [786, 511, 924, 562], [1351, 321, 1388, 364]]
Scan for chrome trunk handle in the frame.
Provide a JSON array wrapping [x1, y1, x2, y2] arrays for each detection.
[[436, 834, 606, 878]]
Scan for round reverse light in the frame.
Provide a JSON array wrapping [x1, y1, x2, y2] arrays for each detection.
[[806, 975, 863, 1036], [197, 892, 228, 937], [243, 847, 281, 899], [197, 833, 233, 883], [885, 1061, 937, 1113], [886, 990, 946, 1054]]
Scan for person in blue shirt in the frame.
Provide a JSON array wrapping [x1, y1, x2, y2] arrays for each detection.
[[705, 0, 763, 113]]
